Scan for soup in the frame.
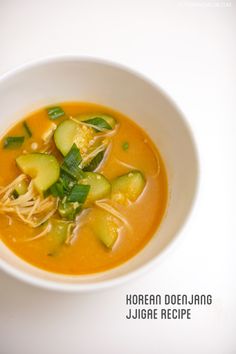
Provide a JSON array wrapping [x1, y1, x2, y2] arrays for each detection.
[[0, 102, 168, 275]]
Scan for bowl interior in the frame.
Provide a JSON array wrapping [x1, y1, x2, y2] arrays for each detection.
[[0, 58, 198, 290]]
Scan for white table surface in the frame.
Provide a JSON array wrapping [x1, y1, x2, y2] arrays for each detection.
[[0, 1, 235, 353]]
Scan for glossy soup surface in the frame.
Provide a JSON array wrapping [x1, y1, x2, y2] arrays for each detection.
[[0, 102, 168, 274]]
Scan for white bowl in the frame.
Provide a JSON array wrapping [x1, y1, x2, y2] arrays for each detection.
[[0, 57, 198, 292]]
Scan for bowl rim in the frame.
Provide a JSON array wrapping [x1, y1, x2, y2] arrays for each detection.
[[0, 55, 200, 292]]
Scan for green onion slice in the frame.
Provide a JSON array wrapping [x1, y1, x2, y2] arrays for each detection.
[[58, 201, 81, 220], [122, 141, 129, 151], [83, 117, 112, 131], [47, 106, 65, 120], [83, 150, 105, 172], [61, 144, 84, 179], [67, 184, 90, 203], [23, 121, 32, 138], [3, 136, 25, 149], [50, 181, 65, 198]]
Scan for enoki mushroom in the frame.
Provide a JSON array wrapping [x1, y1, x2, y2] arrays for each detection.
[[80, 141, 111, 169], [95, 200, 132, 232], [114, 156, 161, 178], [0, 174, 58, 228]]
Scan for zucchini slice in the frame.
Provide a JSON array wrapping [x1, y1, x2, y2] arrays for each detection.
[[16, 153, 60, 192], [47, 219, 74, 255], [12, 179, 28, 198], [111, 170, 146, 204], [54, 119, 94, 156], [80, 172, 111, 206], [91, 209, 119, 248]]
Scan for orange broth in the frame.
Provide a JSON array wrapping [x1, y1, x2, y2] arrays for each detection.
[[0, 102, 168, 274]]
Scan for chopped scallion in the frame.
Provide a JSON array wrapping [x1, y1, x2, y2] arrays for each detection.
[[3, 136, 25, 149], [58, 201, 81, 220], [67, 184, 90, 203], [59, 172, 75, 190], [50, 181, 65, 198], [47, 106, 65, 120], [122, 141, 129, 151], [23, 121, 32, 138], [61, 164, 84, 180], [63, 143, 82, 166], [48, 174, 74, 199], [61, 144, 84, 179], [83, 117, 112, 131], [83, 150, 105, 172]]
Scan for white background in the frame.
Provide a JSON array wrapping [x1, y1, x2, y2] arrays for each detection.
[[0, 0, 235, 353]]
